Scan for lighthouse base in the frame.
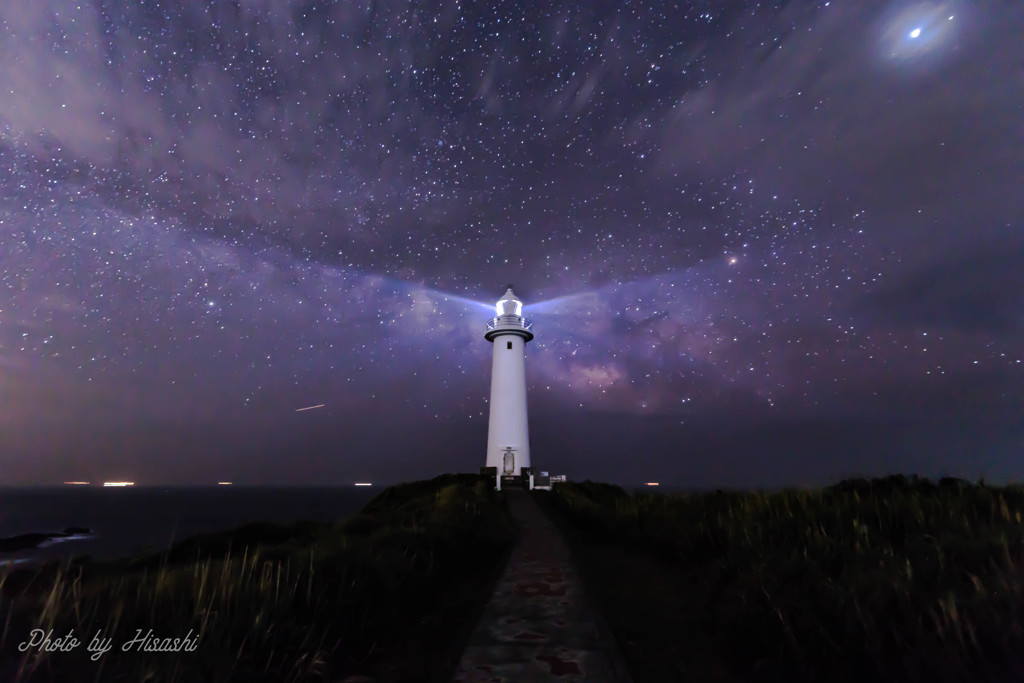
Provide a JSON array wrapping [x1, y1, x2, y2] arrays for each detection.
[[480, 467, 534, 491]]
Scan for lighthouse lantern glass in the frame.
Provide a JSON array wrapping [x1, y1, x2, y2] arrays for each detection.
[[496, 297, 522, 317]]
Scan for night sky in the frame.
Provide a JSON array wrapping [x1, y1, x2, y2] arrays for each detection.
[[1, 1, 1021, 487]]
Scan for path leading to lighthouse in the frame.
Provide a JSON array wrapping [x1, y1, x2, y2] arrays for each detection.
[[453, 488, 633, 682]]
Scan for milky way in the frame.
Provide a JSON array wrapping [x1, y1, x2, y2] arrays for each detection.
[[1, 1, 1022, 487]]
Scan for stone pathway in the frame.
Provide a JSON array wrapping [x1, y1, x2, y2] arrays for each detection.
[[453, 488, 632, 682]]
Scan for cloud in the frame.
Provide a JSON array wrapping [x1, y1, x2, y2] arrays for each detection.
[[0, 0, 472, 257], [654, 1, 1024, 225]]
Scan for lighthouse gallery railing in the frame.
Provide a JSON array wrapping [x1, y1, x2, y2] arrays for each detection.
[[486, 315, 533, 331]]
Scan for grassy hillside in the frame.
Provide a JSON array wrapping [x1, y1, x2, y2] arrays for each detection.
[[538, 476, 1024, 682], [0, 474, 514, 683]]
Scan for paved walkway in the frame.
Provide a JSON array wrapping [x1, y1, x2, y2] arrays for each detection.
[[453, 488, 632, 682]]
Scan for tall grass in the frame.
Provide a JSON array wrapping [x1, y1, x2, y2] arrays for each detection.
[[0, 474, 513, 683], [550, 475, 1024, 682]]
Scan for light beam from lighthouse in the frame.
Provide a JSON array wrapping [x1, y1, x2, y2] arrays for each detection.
[[484, 286, 533, 478]]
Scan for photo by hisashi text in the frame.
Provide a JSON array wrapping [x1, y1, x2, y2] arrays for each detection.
[[18, 628, 200, 661]]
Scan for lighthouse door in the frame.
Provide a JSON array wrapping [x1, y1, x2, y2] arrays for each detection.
[[502, 448, 515, 474]]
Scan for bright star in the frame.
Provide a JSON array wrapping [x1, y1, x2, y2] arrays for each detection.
[[878, 2, 960, 67]]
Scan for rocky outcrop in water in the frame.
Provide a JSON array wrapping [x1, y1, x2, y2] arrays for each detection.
[[0, 527, 93, 553]]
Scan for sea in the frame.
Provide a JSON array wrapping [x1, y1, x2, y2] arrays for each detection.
[[0, 486, 379, 568]]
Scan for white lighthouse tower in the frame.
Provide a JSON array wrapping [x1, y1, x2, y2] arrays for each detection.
[[484, 286, 533, 482]]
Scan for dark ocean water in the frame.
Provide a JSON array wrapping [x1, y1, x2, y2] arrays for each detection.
[[0, 487, 379, 567]]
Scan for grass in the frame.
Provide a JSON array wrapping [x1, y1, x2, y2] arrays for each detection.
[[537, 475, 1024, 682], [0, 474, 514, 683]]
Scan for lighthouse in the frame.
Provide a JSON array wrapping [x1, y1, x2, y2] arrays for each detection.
[[484, 286, 533, 483]]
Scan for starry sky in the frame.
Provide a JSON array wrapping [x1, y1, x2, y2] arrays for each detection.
[[1, 0, 1022, 488]]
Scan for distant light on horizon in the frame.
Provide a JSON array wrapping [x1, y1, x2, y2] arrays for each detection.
[[217, 481, 233, 485], [64, 481, 90, 485], [103, 481, 134, 487], [645, 482, 660, 486], [354, 482, 373, 486]]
